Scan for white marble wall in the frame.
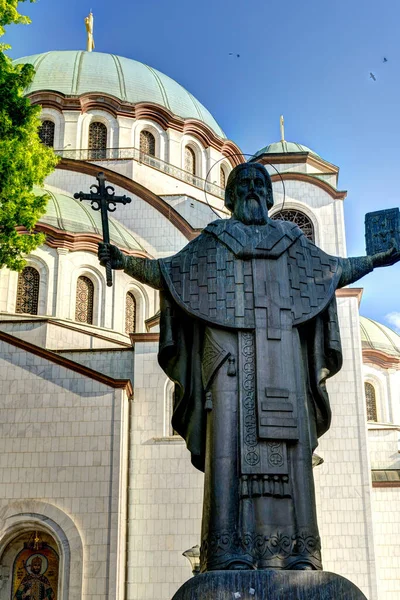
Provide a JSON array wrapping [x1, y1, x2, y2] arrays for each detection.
[[314, 295, 378, 599], [126, 341, 203, 600], [0, 337, 130, 600], [372, 488, 400, 599], [270, 179, 347, 257], [368, 427, 400, 470]]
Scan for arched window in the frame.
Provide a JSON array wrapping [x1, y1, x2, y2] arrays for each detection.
[[220, 166, 226, 188], [88, 121, 107, 159], [75, 276, 94, 324], [365, 382, 378, 422], [271, 209, 315, 242], [125, 291, 137, 334], [1, 530, 59, 600], [140, 130, 156, 157], [38, 120, 55, 147], [15, 266, 40, 315], [184, 146, 196, 175]]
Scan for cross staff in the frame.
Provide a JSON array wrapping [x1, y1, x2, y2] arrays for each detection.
[[74, 172, 131, 286]]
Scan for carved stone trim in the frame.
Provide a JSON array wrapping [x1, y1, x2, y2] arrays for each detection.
[[16, 224, 152, 257], [362, 348, 400, 370], [372, 481, 400, 488]]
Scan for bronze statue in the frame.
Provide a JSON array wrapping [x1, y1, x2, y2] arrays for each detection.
[[99, 163, 399, 572]]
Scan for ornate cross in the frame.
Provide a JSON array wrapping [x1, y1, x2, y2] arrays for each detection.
[[74, 172, 131, 287]]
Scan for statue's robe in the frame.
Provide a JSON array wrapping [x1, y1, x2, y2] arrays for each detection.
[[158, 218, 343, 571]]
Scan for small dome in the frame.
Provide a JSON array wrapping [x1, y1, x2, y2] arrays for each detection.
[[13, 50, 226, 138], [35, 185, 144, 252], [360, 316, 400, 358], [251, 140, 320, 160]]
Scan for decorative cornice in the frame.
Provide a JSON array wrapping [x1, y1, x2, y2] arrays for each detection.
[[270, 171, 347, 200], [130, 333, 160, 343], [372, 481, 400, 488], [28, 91, 244, 167], [145, 311, 161, 332], [16, 223, 151, 257], [0, 315, 132, 347], [335, 287, 363, 306], [57, 159, 200, 240], [53, 347, 133, 354], [0, 329, 133, 397], [362, 348, 400, 370], [255, 152, 339, 174], [368, 424, 400, 431], [221, 141, 245, 167]]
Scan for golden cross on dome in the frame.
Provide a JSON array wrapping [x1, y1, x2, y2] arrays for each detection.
[[280, 115, 285, 142], [85, 11, 95, 52]]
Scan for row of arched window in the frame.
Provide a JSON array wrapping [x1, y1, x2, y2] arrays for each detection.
[[15, 267, 137, 334], [39, 120, 109, 160], [38, 120, 230, 187]]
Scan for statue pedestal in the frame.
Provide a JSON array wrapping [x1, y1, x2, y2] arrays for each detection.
[[171, 570, 367, 599]]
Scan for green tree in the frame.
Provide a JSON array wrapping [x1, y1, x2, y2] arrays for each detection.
[[0, 0, 58, 270]]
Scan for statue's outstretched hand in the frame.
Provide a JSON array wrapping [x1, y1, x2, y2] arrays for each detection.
[[98, 243, 126, 270], [372, 241, 400, 268]]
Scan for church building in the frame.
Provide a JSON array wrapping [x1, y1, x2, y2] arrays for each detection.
[[0, 40, 399, 600]]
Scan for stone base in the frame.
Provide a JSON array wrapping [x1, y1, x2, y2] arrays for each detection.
[[171, 570, 367, 599]]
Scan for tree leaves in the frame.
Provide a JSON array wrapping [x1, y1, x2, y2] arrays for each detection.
[[0, 0, 34, 36], [0, 0, 58, 270]]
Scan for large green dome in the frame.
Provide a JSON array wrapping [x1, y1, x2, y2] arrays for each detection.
[[35, 185, 144, 252], [13, 50, 225, 138]]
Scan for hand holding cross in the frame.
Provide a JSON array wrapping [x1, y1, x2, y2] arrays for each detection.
[[74, 172, 131, 286]]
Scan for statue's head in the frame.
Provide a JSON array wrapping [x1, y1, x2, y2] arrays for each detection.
[[225, 163, 274, 225]]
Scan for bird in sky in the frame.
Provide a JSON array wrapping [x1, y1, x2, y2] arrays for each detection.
[[229, 53, 240, 58], [383, 57, 388, 62], [370, 72, 376, 81]]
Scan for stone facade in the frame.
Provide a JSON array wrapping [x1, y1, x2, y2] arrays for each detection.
[[0, 334, 131, 599], [0, 49, 399, 600]]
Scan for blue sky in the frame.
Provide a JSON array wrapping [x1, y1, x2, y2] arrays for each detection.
[[6, 0, 400, 330]]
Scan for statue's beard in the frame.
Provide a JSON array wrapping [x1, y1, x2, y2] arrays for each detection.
[[234, 195, 269, 225]]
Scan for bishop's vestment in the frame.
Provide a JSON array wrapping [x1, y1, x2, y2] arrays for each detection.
[[157, 218, 352, 570]]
